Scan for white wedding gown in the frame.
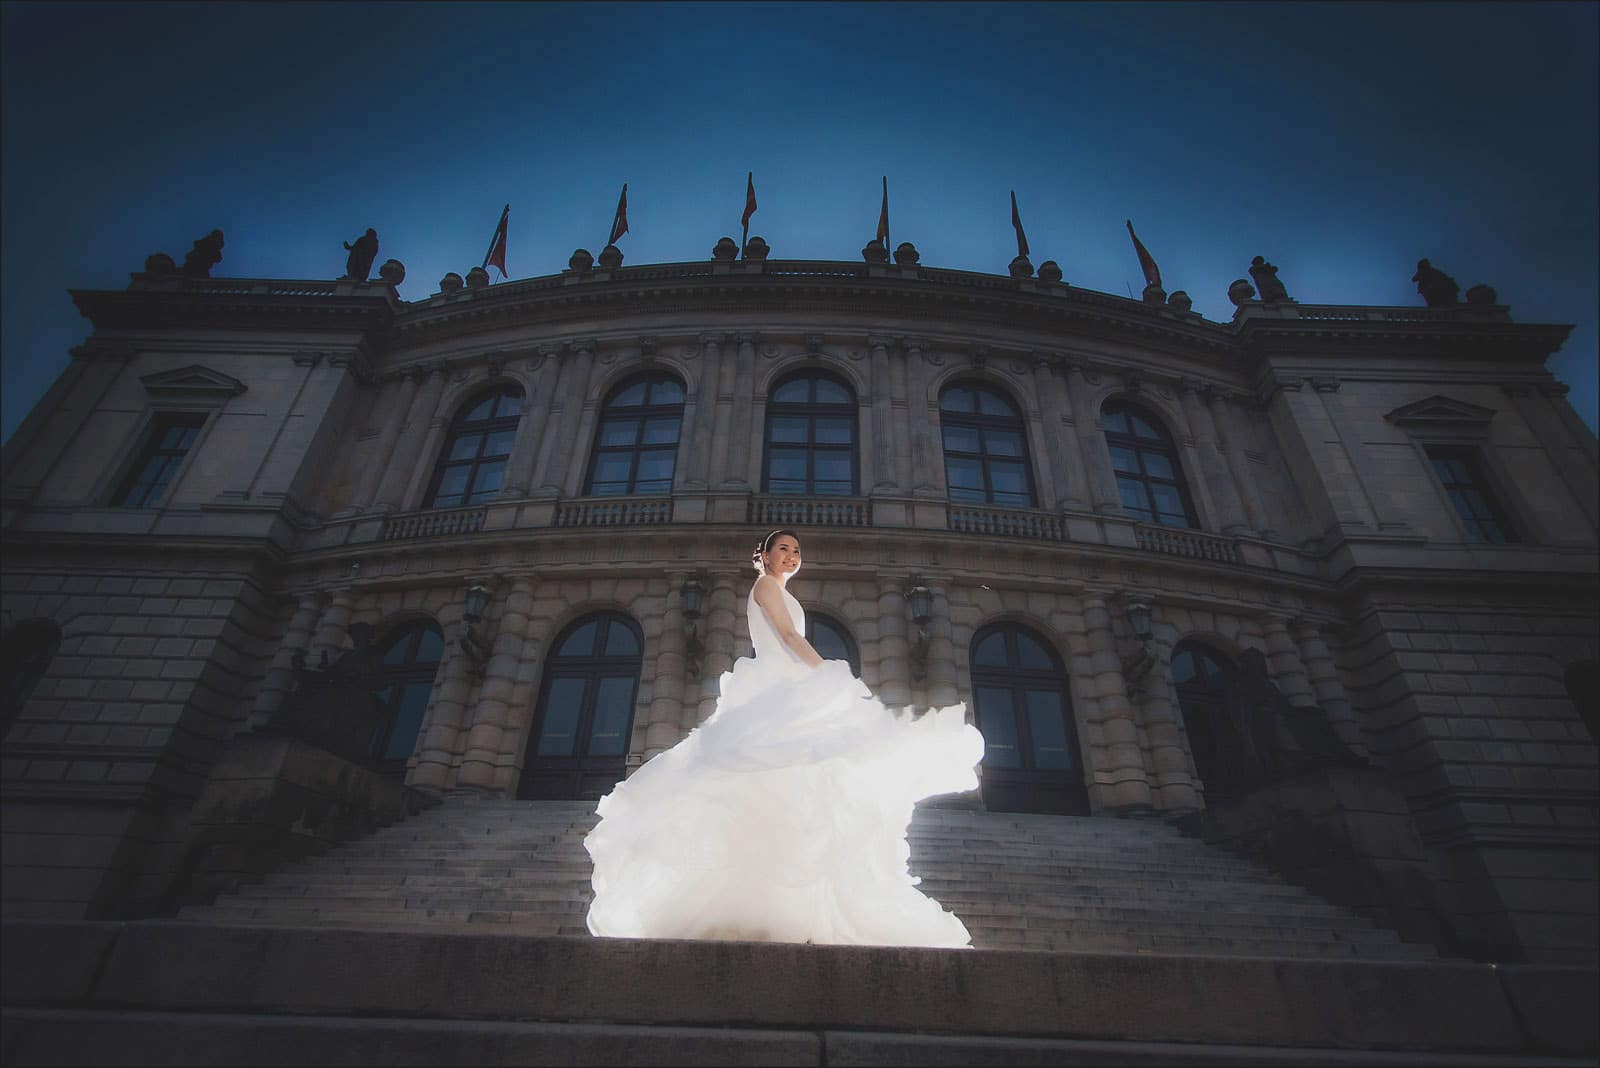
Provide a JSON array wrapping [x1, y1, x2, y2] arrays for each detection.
[[583, 579, 985, 946]]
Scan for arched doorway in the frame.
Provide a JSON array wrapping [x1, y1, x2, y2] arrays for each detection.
[[969, 623, 1086, 814], [519, 613, 644, 800], [370, 621, 445, 778], [1172, 640, 1234, 798]]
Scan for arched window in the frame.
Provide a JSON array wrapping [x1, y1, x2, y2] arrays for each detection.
[[764, 370, 858, 495], [969, 623, 1085, 813], [370, 621, 445, 777], [1171, 641, 1233, 796], [939, 382, 1036, 507], [425, 386, 524, 509], [2, 620, 61, 735], [584, 374, 685, 496], [1102, 401, 1197, 528], [520, 613, 644, 800], [806, 612, 860, 677]]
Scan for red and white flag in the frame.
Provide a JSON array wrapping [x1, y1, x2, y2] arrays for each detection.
[[483, 204, 509, 279], [1009, 190, 1029, 259], [1126, 219, 1162, 288], [741, 171, 758, 230], [608, 184, 629, 246]]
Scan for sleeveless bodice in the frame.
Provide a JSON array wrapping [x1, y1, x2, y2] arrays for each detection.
[[747, 581, 806, 665]]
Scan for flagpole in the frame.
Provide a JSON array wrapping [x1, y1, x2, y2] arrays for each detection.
[[882, 175, 889, 254], [482, 204, 508, 268], [741, 171, 752, 259]]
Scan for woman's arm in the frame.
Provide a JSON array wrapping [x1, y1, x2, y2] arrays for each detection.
[[752, 575, 824, 668]]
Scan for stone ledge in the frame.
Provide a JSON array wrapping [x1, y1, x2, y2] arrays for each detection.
[[1, 921, 1535, 1052], [1496, 965, 1600, 1056]]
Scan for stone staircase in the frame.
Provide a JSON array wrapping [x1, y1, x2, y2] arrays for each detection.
[[176, 798, 1436, 961]]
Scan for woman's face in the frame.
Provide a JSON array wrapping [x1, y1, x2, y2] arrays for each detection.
[[763, 535, 802, 578]]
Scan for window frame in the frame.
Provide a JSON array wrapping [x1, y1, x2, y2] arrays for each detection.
[[1100, 400, 1199, 529], [1423, 444, 1520, 545], [369, 620, 445, 778], [582, 373, 686, 497], [761, 370, 861, 497], [520, 613, 646, 800], [423, 386, 525, 511], [107, 410, 211, 508], [938, 380, 1038, 508], [1170, 640, 1236, 799], [805, 611, 861, 677]]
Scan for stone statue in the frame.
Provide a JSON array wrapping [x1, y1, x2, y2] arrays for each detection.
[[1411, 258, 1460, 307], [181, 229, 225, 277], [342, 228, 379, 281], [1248, 256, 1290, 302]]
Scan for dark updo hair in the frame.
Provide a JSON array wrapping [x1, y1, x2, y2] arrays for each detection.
[[751, 528, 800, 574]]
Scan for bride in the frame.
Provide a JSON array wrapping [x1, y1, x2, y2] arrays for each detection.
[[583, 529, 985, 947]]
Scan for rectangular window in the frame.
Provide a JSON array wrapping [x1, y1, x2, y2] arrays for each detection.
[[1426, 446, 1517, 544], [111, 413, 206, 507]]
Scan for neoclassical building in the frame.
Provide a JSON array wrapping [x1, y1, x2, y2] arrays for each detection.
[[2, 240, 1596, 963]]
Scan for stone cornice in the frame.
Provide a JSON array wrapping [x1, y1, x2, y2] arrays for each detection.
[[70, 277, 400, 336]]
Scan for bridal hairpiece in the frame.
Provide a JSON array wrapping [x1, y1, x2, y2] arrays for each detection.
[[751, 529, 790, 573]]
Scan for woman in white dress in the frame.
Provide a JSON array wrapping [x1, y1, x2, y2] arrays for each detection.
[[583, 529, 985, 947]]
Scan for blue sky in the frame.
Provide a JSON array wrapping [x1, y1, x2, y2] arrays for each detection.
[[3, 1, 1595, 444]]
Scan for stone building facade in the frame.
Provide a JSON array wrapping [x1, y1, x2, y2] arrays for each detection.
[[2, 249, 1595, 963]]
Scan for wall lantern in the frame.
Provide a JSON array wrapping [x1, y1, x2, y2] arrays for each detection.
[[907, 579, 933, 681], [459, 583, 493, 679], [1119, 599, 1156, 699], [682, 575, 707, 678]]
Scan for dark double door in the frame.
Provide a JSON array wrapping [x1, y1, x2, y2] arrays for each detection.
[[518, 616, 641, 801], [970, 625, 1088, 815]]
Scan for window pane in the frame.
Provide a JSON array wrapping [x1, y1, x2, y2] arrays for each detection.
[[1171, 649, 1197, 684], [975, 686, 1022, 767], [1109, 445, 1140, 474], [1151, 484, 1186, 517], [1015, 632, 1052, 670], [384, 683, 433, 760], [467, 461, 504, 501], [1130, 414, 1160, 440], [1101, 409, 1129, 434], [536, 677, 587, 756], [495, 393, 523, 418], [1025, 690, 1072, 770], [1117, 476, 1150, 513], [940, 387, 975, 413], [414, 628, 444, 663], [593, 454, 634, 484], [160, 424, 191, 449], [599, 420, 638, 448], [381, 634, 411, 665], [465, 396, 496, 422], [611, 381, 648, 407], [1141, 451, 1175, 480], [604, 621, 640, 657], [769, 448, 807, 481], [769, 415, 809, 443], [988, 462, 1027, 494], [634, 480, 671, 494], [483, 429, 517, 457], [648, 379, 684, 405], [772, 379, 809, 403], [814, 417, 853, 444], [814, 451, 852, 483], [447, 433, 482, 461], [942, 425, 980, 453], [587, 676, 636, 755], [434, 465, 470, 499], [810, 618, 850, 662], [635, 449, 676, 482], [641, 417, 680, 445], [945, 456, 983, 490], [983, 429, 1024, 457], [813, 378, 852, 405], [1201, 654, 1228, 689], [769, 480, 806, 494], [993, 491, 1032, 507], [557, 622, 597, 657], [977, 389, 1015, 417], [973, 632, 1007, 667]]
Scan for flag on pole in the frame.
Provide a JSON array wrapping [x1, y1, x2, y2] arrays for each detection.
[[483, 204, 509, 279], [1009, 190, 1029, 258], [608, 184, 629, 246], [741, 171, 758, 230], [876, 176, 890, 249], [1126, 219, 1162, 288]]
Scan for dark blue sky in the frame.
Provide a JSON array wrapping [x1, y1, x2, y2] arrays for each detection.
[[3, 2, 1595, 444]]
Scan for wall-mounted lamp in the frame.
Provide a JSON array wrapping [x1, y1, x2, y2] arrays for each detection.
[[459, 583, 492, 679], [1119, 599, 1156, 699], [907, 579, 933, 681], [682, 575, 706, 677]]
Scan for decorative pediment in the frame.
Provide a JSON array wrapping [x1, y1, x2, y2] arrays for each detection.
[[140, 365, 247, 398], [1384, 395, 1496, 429]]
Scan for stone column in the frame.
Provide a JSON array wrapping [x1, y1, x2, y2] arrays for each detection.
[[692, 572, 740, 728], [373, 365, 445, 511], [1180, 381, 1249, 532], [411, 597, 475, 792], [1082, 595, 1152, 811], [1506, 384, 1600, 531], [876, 580, 912, 709], [1260, 614, 1317, 707], [1029, 357, 1070, 511], [868, 335, 896, 492], [542, 340, 597, 496], [725, 333, 758, 488], [351, 374, 419, 510], [249, 591, 323, 729], [889, 339, 913, 490], [458, 576, 535, 791], [644, 578, 687, 753], [683, 333, 723, 489], [1066, 365, 1120, 512], [501, 356, 556, 497], [926, 585, 959, 713], [1291, 618, 1367, 756], [528, 349, 577, 495], [308, 588, 355, 664], [1206, 389, 1269, 534], [1140, 625, 1201, 813], [706, 336, 739, 488], [903, 339, 941, 495], [1041, 359, 1090, 510]]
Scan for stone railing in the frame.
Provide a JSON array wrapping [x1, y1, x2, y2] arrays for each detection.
[[947, 504, 1069, 541], [554, 496, 674, 528], [1134, 522, 1242, 563], [379, 506, 487, 541], [748, 496, 872, 527]]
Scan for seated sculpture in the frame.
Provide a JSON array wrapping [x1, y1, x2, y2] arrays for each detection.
[[1412, 258, 1460, 306], [181, 229, 225, 277]]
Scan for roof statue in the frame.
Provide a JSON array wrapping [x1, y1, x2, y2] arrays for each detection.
[[1412, 258, 1461, 307], [342, 228, 379, 281]]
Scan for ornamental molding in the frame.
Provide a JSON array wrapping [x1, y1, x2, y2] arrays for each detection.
[[139, 364, 247, 399], [1383, 394, 1497, 430]]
